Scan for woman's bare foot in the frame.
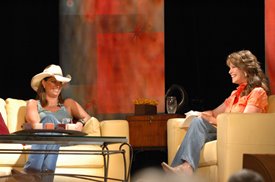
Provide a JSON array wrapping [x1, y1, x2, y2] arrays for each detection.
[[161, 162, 175, 173], [161, 162, 193, 176], [178, 162, 193, 175]]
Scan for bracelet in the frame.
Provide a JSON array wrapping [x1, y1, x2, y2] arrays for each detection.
[[77, 119, 85, 126]]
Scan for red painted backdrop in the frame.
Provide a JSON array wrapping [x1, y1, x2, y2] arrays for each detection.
[[60, 0, 165, 118], [265, 0, 275, 94]]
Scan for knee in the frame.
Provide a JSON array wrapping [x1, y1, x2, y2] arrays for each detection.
[[41, 115, 58, 124], [190, 117, 204, 127]]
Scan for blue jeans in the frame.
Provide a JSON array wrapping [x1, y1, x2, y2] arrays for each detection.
[[24, 115, 61, 174], [171, 117, 217, 170]]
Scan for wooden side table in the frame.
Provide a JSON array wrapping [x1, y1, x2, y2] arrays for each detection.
[[126, 114, 185, 149], [126, 114, 185, 175]]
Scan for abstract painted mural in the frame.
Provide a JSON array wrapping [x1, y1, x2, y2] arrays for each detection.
[[59, 0, 164, 119], [265, 0, 275, 94]]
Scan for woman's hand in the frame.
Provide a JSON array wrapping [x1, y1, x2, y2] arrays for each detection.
[[67, 122, 83, 131], [201, 112, 217, 126], [200, 103, 226, 126], [74, 122, 83, 131]]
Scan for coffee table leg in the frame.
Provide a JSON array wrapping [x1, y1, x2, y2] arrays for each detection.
[[101, 145, 109, 182], [120, 143, 133, 182], [101, 143, 133, 182]]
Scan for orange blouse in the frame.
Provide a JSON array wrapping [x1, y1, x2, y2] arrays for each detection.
[[224, 84, 268, 113]]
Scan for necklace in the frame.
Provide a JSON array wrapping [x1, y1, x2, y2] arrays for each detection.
[[46, 103, 62, 109]]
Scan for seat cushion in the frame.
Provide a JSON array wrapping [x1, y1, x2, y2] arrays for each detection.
[[5, 98, 27, 133], [82, 117, 101, 136], [56, 145, 104, 168], [0, 144, 27, 166], [199, 140, 217, 167], [23, 144, 104, 168]]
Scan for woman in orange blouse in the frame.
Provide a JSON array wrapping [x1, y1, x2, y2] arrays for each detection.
[[161, 50, 270, 175]]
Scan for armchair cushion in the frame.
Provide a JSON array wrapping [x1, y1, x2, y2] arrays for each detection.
[[82, 117, 101, 136], [199, 140, 217, 167], [57, 145, 104, 167], [0, 144, 26, 166], [5, 98, 26, 133]]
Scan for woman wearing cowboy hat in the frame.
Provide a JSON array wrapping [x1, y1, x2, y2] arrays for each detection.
[[12, 64, 94, 181]]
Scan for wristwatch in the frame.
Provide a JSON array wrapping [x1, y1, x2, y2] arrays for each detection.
[[77, 119, 85, 126]]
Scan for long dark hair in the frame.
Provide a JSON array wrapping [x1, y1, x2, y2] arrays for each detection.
[[226, 50, 270, 96], [36, 77, 64, 107]]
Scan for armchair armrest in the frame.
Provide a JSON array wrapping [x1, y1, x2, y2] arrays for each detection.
[[100, 120, 130, 180], [167, 118, 188, 164], [100, 120, 129, 138], [217, 112, 275, 182]]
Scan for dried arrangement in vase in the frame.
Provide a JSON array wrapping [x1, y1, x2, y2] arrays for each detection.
[[133, 98, 158, 115]]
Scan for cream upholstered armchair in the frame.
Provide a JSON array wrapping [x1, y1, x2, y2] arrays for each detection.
[[167, 95, 275, 182], [0, 98, 130, 181]]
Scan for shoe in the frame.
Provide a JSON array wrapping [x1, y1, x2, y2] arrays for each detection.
[[161, 162, 194, 176], [11, 169, 39, 182], [161, 162, 176, 173], [11, 169, 27, 175]]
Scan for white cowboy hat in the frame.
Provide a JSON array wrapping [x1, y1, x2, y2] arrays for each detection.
[[31, 64, 72, 91]]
